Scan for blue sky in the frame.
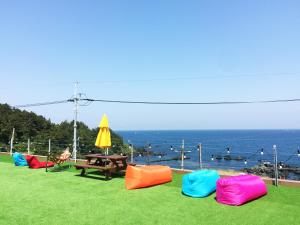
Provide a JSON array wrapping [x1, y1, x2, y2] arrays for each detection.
[[1, 0, 300, 130]]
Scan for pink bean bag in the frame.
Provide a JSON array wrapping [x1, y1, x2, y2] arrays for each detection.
[[216, 175, 267, 206]]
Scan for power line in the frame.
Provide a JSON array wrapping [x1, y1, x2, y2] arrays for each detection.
[[82, 98, 300, 105], [11, 96, 300, 108], [14, 100, 72, 108]]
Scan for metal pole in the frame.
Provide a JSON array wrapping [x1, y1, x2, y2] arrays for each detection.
[[181, 139, 184, 170], [48, 139, 51, 155], [198, 143, 202, 169], [27, 138, 30, 155], [147, 144, 151, 165], [131, 144, 134, 163], [10, 127, 15, 155], [73, 82, 79, 162], [129, 144, 134, 163], [273, 145, 278, 186]]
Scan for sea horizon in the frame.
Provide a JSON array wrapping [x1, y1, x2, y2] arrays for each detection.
[[116, 128, 300, 132]]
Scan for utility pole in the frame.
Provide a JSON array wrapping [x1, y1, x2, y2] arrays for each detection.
[[73, 82, 79, 162], [10, 127, 15, 155]]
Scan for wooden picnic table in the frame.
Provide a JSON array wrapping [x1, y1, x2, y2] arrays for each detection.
[[74, 154, 130, 180]]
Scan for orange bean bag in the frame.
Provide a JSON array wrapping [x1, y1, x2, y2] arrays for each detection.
[[125, 165, 172, 190]]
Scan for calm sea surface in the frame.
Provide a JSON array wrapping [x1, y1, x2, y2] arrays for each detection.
[[117, 130, 300, 173]]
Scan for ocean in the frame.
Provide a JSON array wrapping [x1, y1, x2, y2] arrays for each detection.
[[117, 130, 300, 179]]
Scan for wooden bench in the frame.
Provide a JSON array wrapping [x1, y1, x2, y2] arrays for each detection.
[[75, 164, 114, 180]]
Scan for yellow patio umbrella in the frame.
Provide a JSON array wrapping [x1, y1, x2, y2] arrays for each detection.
[[95, 114, 111, 155]]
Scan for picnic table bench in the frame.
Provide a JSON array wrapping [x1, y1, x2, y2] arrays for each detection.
[[74, 154, 135, 180], [75, 164, 113, 180]]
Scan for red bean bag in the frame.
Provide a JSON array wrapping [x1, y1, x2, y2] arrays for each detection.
[[125, 165, 172, 190], [25, 155, 54, 169]]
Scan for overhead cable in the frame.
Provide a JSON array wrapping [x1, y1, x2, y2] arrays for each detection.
[[14, 99, 72, 108], [82, 98, 300, 105], [12, 97, 300, 108]]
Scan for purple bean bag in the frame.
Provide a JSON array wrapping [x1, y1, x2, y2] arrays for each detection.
[[216, 174, 267, 206]]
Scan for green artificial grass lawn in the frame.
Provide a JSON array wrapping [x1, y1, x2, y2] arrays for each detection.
[[1, 155, 300, 225]]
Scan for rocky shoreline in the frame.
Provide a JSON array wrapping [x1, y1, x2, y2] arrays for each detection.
[[242, 162, 300, 180]]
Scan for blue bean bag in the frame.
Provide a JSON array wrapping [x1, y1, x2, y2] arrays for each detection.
[[12, 152, 28, 166], [182, 170, 220, 198]]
